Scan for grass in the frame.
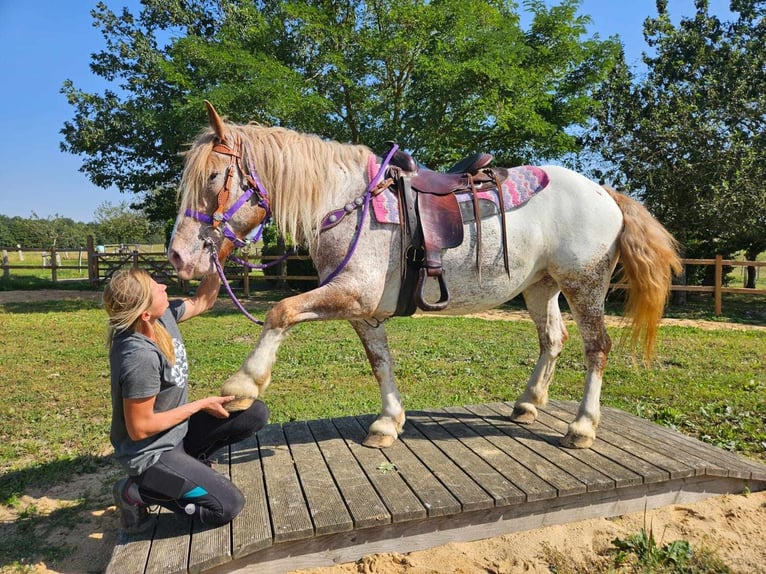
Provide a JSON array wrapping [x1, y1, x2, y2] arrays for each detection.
[[0, 288, 764, 571], [1, 292, 764, 497]]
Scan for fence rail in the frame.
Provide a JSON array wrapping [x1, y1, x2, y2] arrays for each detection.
[[2, 243, 764, 316]]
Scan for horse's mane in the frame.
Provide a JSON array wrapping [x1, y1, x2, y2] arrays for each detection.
[[179, 123, 372, 248]]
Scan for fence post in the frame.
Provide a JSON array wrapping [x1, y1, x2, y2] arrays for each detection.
[[132, 250, 139, 269], [714, 254, 723, 316], [242, 252, 250, 298], [2, 249, 9, 280], [51, 247, 58, 283], [87, 236, 97, 285]]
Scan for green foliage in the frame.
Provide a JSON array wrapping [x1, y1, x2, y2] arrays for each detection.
[[610, 525, 732, 573], [92, 201, 164, 244], [0, 214, 95, 249], [586, 3, 766, 262], [0, 203, 163, 248], [61, 0, 620, 222]]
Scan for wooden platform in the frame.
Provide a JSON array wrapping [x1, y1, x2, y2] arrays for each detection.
[[106, 401, 766, 574]]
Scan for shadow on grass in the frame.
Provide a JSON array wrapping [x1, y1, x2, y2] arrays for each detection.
[[0, 454, 117, 571], [0, 455, 113, 503]]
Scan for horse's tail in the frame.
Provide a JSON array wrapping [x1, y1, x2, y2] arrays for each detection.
[[604, 186, 682, 360]]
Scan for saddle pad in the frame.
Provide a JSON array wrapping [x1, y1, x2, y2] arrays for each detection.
[[371, 164, 550, 225]]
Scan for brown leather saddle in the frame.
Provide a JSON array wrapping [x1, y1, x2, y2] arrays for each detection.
[[384, 144, 510, 315]]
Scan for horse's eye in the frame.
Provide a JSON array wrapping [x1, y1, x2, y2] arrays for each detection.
[[209, 172, 219, 181]]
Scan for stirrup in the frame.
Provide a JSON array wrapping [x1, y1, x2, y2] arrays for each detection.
[[414, 267, 450, 311]]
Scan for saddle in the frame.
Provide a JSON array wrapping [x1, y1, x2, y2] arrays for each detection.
[[385, 144, 510, 315]]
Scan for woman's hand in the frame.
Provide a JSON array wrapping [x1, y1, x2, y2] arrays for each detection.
[[124, 394, 236, 440], [200, 395, 236, 419]]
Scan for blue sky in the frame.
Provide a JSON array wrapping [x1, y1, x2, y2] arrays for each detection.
[[0, 0, 734, 223]]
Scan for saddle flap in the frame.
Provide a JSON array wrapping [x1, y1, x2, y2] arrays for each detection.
[[410, 169, 468, 196], [417, 192, 463, 250]]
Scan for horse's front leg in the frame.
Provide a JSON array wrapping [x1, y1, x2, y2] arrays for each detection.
[[220, 285, 369, 411], [350, 320, 404, 448]]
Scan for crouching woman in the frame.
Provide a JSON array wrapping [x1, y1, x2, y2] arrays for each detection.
[[103, 268, 268, 533]]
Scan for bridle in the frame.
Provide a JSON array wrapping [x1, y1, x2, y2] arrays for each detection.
[[182, 136, 399, 326], [184, 136, 271, 253]]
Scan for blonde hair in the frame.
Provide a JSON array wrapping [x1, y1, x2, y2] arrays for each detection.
[[103, 269, 175, 364]]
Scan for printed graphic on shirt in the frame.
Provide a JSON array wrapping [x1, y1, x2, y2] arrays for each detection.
[[171, 338, 189, 388]]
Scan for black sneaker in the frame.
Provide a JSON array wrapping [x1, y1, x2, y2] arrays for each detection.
[[112, 478, 154, 534]]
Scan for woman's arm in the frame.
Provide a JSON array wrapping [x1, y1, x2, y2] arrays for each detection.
[[178, 273, 221, 322], [123, 394, 234, 441]]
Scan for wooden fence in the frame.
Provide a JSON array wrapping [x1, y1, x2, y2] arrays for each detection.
[[2, 242, 764, 316]]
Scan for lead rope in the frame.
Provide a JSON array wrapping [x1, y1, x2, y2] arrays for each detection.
[[205, 238, 265, 326]]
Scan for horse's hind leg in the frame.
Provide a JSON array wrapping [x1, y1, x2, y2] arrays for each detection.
[[511, 275, 569, 424], [350, 320, 404, 448], [559, 275, 612, 449]]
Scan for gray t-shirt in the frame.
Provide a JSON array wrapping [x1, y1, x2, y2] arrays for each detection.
[[109, 300, 189, 475]]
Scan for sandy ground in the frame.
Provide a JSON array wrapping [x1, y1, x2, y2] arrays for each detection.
[[3, 469, 765, 574], [2, 290, 765, 573]]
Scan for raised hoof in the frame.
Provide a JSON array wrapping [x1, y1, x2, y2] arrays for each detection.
[[560, 432, 594, 449], [224, 396, 255, 413], [510, 404, 537, 425], [362, 432, 396, 449]]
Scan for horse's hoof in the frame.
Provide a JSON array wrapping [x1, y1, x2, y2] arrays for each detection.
[[560, 432, 593, 449], [510, 404, 537, 425], [362, 432, 396, 449], [224, 396, 255, 413]]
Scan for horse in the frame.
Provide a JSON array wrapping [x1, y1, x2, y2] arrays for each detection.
[[168, 101, 681, 449]]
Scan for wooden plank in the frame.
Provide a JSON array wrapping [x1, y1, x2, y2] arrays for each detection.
[[533, 403, 671, 484], [282, 421, 353, 536], [332, 415, 427, 523], [356, 414, 461, 518], [408, 410, 525, 506], [594, 406, 728, 477], [258, 423, 314, 543], [435, 406, 564, 500], [188, 448, 233, 573], [553, 401, 718, 477], [542, 401, 696, 480], [104, 521, 156, 574], [496, 404, 643, 489], [600, 405, 766, 480], [230, 432, 272, 558], [308, 418, 391, 529], [397, 418, 493, 512], [144, 509, 191, 574], [459, 404, 614, 493]]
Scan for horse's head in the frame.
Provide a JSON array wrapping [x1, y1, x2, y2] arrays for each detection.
[[168, 101, 269, 279]]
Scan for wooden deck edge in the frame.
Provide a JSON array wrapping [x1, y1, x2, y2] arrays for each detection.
[[205, 475, 765, 574]]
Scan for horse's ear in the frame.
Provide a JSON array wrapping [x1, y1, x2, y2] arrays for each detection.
[[204, 100, 227, 142]]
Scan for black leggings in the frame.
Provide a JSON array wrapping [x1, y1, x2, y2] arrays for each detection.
[[135, 400, 268, 526]]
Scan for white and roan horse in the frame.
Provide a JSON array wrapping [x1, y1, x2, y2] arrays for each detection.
[[169, 102, 682, 449]]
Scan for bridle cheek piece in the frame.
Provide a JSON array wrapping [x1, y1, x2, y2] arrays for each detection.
[[184, 137, 269, 255]]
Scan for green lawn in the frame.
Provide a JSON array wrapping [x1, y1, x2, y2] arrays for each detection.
[[1, 295, 764, 503]]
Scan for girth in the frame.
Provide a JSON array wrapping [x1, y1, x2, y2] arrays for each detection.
[[390, 148, 510, 316]]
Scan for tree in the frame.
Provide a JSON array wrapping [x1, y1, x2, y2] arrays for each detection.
[[62, 0, 620, 222], [586, 0, 766, 283], [93, 201, 157, 245]]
